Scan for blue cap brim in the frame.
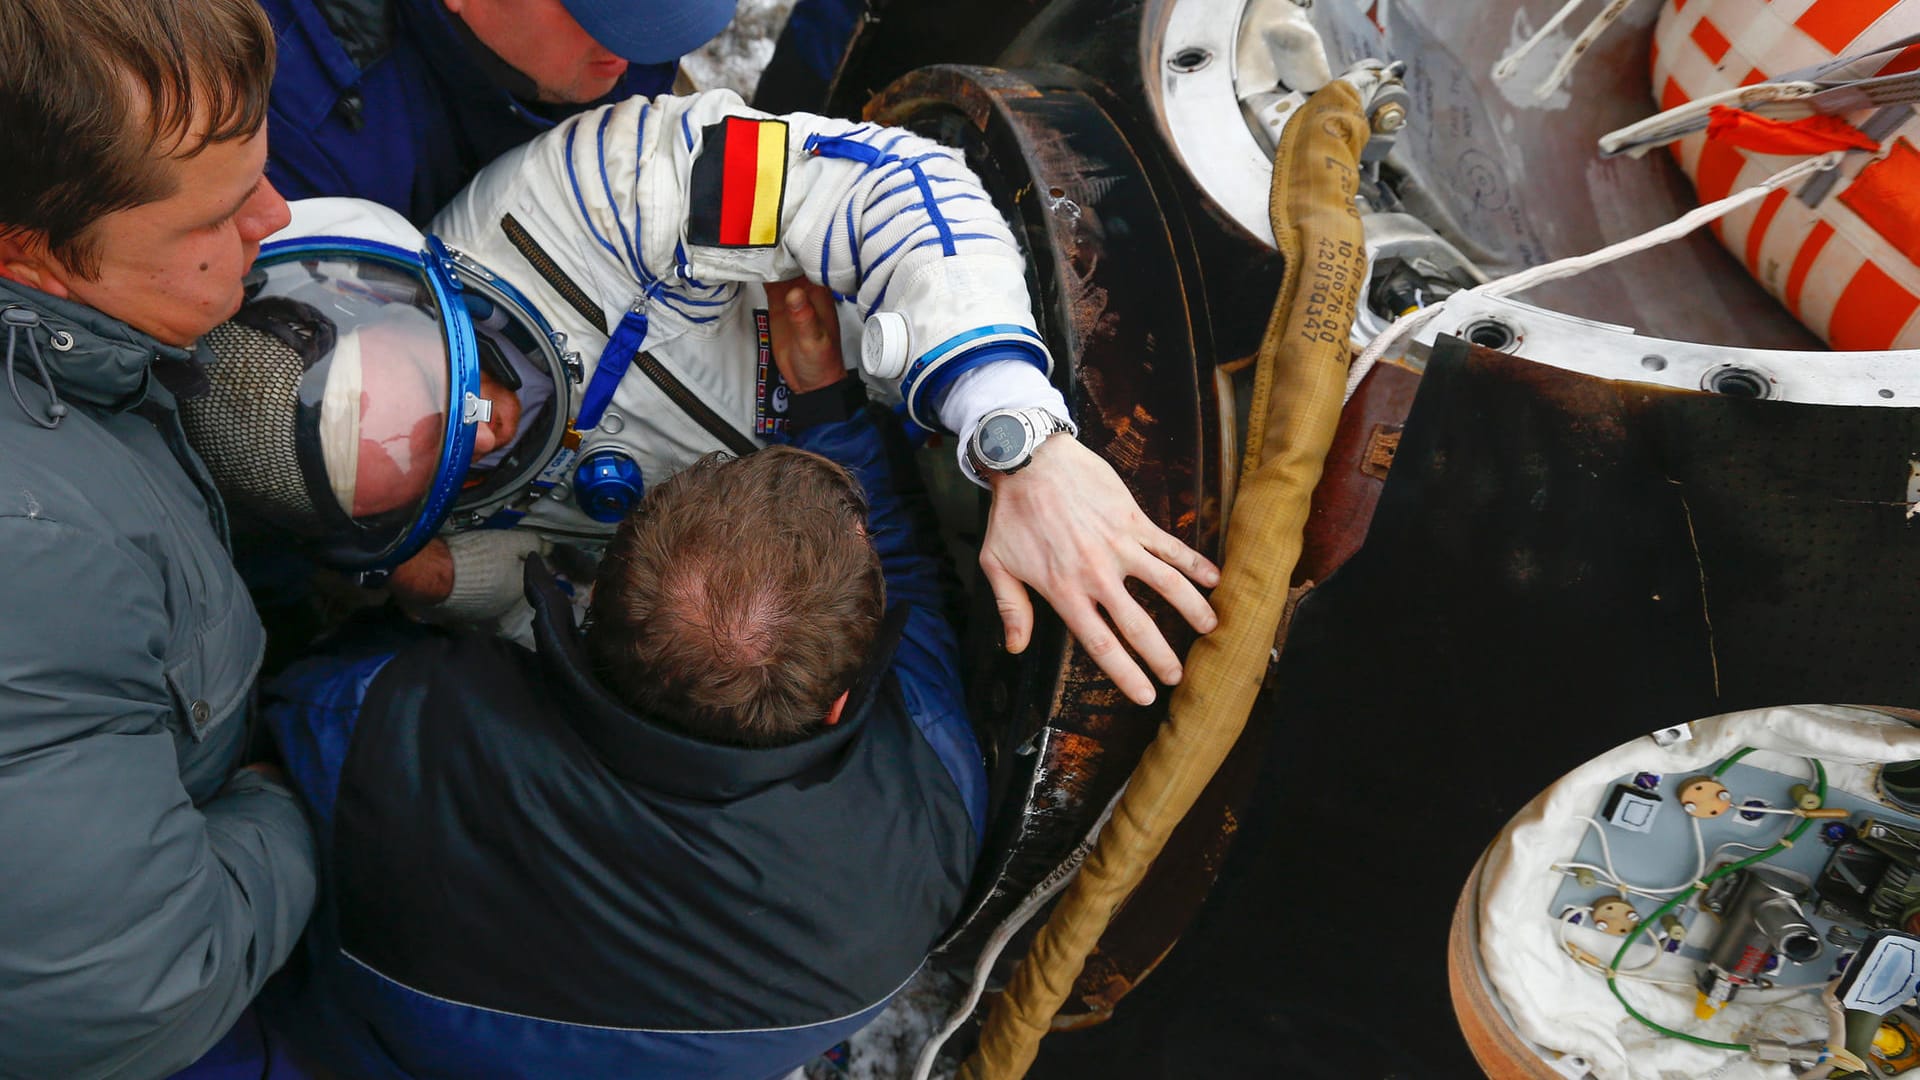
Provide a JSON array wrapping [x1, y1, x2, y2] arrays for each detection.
[[560, 0, 739, 64]]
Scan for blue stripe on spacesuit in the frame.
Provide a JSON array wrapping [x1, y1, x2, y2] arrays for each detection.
[[865, 173, 968, 215], [864, 222, 1000, 282], [868, 149, 948, 177], [652, 290, 731, 308], [594, 110, 646, 283], [909, 233, 997, 255], [648, 296, 722, 323], [818, 210, 836, 298], [862, 222, 939, 280], [861, 192, 988, 244], [911, 164, 951, 254], [681, 111, 695, 150], [845, 201, 862, 288], [565, 124, 623, 266], [896, 324, 1048, 422]]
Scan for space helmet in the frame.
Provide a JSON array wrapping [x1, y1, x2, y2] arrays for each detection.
[[181, 198, 570, 570]]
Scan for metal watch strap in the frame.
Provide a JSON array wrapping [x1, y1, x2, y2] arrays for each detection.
[[970, 407, 1074, 476]]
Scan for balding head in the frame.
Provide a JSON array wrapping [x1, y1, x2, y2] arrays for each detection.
[[585, 447, 884, 747]]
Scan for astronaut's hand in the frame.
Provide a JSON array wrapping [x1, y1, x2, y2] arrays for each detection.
[[980, 435, 1221, 706], [389, 531, 551, 623], [388, 538, 455, 606], [765, 277, 846, 393]]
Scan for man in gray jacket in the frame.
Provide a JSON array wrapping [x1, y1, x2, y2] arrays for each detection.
[[0, 2, 318, 1077]]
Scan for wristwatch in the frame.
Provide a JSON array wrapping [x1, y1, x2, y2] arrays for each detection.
[[965, 407, 1075, 477]]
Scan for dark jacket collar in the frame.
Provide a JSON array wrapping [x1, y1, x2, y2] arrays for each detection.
[[522, 555, 906, 801], [0, 277, 190, 412]]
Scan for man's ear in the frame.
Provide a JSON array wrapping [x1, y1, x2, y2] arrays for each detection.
[[0, 232, 72, 299], [822, 690, 851, 727]]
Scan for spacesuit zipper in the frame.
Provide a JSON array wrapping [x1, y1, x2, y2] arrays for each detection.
[[500, 214, 759, 456], [501, 214, 608, 334], [630, 349, 758, 456]]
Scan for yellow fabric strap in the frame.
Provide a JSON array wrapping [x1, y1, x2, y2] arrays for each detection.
[[961, 79, 1372, 1079]]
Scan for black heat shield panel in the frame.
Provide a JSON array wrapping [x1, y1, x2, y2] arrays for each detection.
[[1032, 338, 1920, 1078]]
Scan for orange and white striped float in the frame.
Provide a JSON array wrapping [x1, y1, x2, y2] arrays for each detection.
[[1652, 0, 1920, 351]]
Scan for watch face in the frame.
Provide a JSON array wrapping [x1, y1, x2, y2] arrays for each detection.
[[979, 414, 1028, 466]]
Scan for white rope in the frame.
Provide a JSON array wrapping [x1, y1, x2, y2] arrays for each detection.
[[1536, 0, 1640, 100], [1343, 151, 1844, 404], [908, 784, 1128, 1080], [1599, 81, 1822, 158], [1492, 0, 1590, 83], [1493, 0, 1645, 99]]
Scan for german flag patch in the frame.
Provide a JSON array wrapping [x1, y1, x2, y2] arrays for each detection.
[[689, 117, 789, 249]]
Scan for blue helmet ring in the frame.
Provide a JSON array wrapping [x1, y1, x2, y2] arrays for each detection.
[[187, 228, 483, 571]]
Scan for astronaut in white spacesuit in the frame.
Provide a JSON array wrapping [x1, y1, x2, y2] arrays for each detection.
[[186, 89, 1218, 705]]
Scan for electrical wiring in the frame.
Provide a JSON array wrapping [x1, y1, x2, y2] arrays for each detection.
[[1558, 907, 1668, 977], [1572, 814, 1707, 897], [1710, 840, 1773, 863], [1602, 751, 1830, 1054], [1550, 863, 1718, 904]]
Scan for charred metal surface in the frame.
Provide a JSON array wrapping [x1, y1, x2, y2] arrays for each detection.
[[994, 0, 1285, 365], [1027, 340, 1920, 1076], [1296, 360, 1424, 586], [1056, 680, 1274, 1027], [865, 66, 1251, 1022], [823, 0, 1283, 366]]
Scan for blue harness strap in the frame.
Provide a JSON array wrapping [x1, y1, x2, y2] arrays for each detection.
[[575, 308, 650, 432]]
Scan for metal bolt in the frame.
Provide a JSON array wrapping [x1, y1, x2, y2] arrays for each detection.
[[550, 484, 571, 501], [1167, 47, 1212, 74], [1371, 102, 1408, 134]]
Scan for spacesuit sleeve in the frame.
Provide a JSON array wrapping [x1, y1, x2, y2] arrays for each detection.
[[0, 517, 317, 1079], [532, 90, 1062, 432]]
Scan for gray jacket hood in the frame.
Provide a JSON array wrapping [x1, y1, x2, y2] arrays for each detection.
[[0, 276, 194, 413]]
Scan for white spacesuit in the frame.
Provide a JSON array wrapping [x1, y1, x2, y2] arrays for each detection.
[[189, 89, 1069, 575], [431, 87, 1074, 532]]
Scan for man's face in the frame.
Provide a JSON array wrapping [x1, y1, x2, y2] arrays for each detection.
[[444, 0, 630, 104], [62, 128, 290, 348]]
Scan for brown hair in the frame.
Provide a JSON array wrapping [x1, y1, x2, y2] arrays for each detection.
[[0, 0, 276, 277], [585, 448, 885, 747]]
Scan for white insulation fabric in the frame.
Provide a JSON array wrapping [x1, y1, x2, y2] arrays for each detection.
[[1478, 705, 1920, 1079]]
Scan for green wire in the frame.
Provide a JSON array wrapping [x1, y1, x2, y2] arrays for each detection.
[[1603, 752, 1828, 1052], [1712, 747, 1756, 777]]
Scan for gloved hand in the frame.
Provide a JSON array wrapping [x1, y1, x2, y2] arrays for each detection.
[[421, 529, 552, 624]]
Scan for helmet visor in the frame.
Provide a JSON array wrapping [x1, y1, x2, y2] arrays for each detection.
[[186, 249, 468, 568]]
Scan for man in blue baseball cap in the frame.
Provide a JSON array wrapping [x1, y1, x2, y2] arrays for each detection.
[[259, 0, 738, 223]]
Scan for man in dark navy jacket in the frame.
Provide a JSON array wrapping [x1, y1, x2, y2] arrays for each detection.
[[259, 0, 736, 222], [258, 339, 986, 1078]]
